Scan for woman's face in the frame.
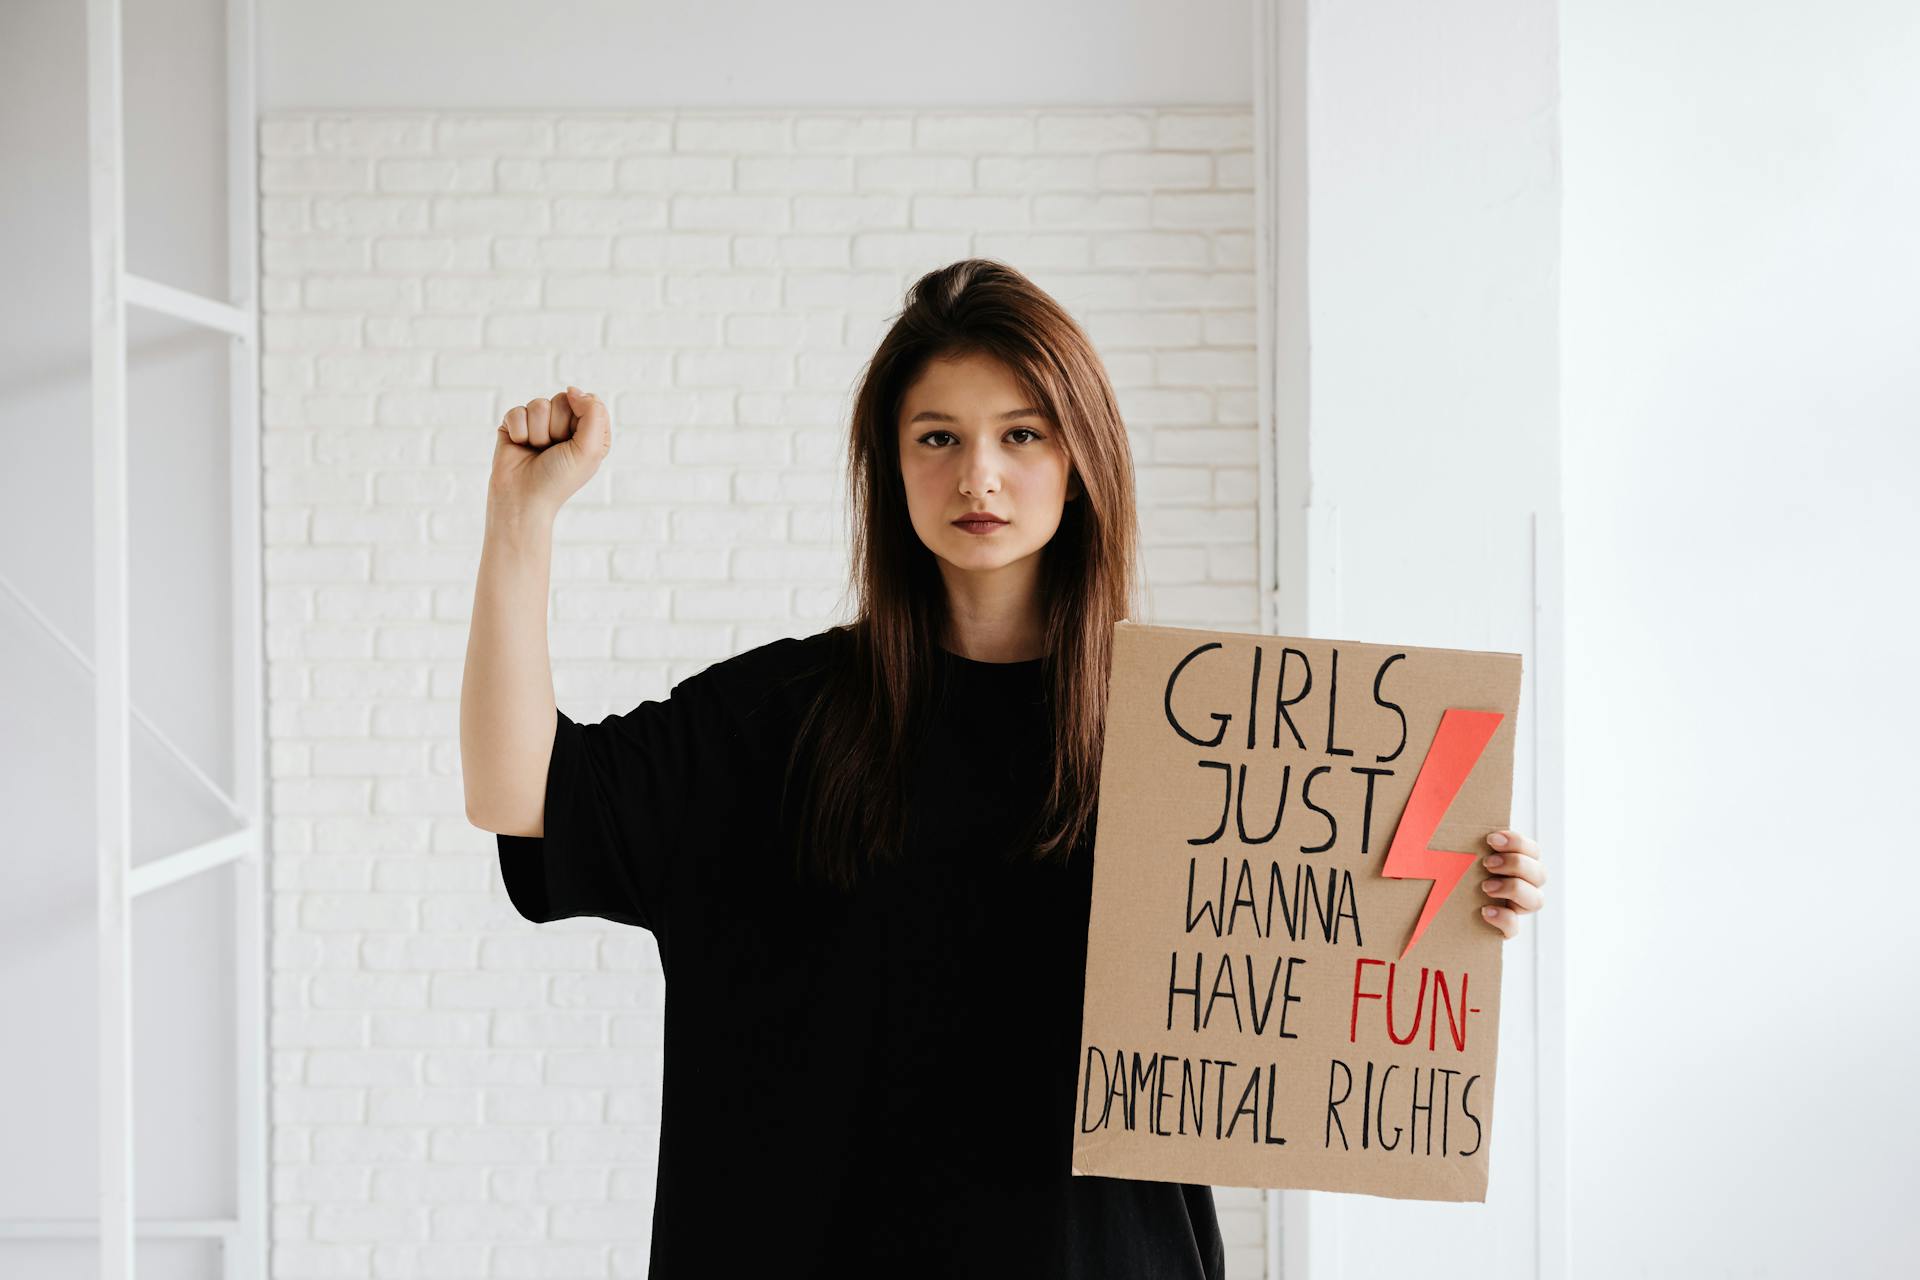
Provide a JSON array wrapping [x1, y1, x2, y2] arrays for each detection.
[[896, 350, 1081, 584]]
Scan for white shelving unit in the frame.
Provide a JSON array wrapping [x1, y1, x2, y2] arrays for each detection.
[[0, 1, 269, 1276]]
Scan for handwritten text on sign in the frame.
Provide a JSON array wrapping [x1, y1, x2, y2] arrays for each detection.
[[1071, 622, 1523, 1202]]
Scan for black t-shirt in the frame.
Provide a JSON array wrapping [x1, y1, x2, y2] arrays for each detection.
[[496, 627, 1226, 1278]]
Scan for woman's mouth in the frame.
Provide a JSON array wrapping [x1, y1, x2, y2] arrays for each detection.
[[951, 514, 1009, 535]]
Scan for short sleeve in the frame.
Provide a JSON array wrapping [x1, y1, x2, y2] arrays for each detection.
[[496, 670, 734, 932]]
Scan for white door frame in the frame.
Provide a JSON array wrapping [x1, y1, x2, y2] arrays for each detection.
[[1249, 1, 1568, 1276]]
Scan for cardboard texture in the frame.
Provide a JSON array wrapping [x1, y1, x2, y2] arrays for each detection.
[[1070, 621, 1524, 1202]]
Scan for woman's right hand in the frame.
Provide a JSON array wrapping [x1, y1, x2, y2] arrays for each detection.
[[489, 385, 611, 517]]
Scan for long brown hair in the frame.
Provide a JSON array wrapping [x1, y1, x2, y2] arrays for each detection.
[[779, 257, 1143, 891]]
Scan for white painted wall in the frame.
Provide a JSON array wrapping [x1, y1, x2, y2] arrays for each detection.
[[1267, 3, 1560, 1277], [255, 103, 1266, 1276], [244, 7, 1267, 1275], [1562, 2, 1920, 1277], [258, 0, 1254, 113]]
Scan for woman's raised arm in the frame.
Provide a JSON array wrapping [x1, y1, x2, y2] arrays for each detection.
[[460, 386, 610, 834]]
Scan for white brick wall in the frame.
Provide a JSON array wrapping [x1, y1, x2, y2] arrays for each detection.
[[262, 107, 1263, 1279]]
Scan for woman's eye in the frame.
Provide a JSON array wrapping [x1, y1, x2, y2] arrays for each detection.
[[1008, 427, 1042, 444]]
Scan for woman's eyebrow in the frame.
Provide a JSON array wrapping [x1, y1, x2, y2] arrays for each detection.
[[907, 407, 1046, 424]]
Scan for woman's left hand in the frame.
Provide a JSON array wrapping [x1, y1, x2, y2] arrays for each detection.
[[1479, 829, 1547, 940]]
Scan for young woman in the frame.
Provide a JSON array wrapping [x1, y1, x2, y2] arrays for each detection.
[[461, 258, 1551, 1278]]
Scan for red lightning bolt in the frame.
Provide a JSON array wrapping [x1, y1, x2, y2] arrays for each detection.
[[1381, 708, 1506, 961]]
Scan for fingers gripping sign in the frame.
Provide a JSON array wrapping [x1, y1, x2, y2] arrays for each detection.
[[1480, 828, 1549, 939]]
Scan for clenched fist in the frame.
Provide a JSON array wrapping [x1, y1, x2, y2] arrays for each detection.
[[489, 385, 611, 517]]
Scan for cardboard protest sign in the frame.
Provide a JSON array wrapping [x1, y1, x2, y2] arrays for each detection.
[[1070, 621, 1524, 1202]]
